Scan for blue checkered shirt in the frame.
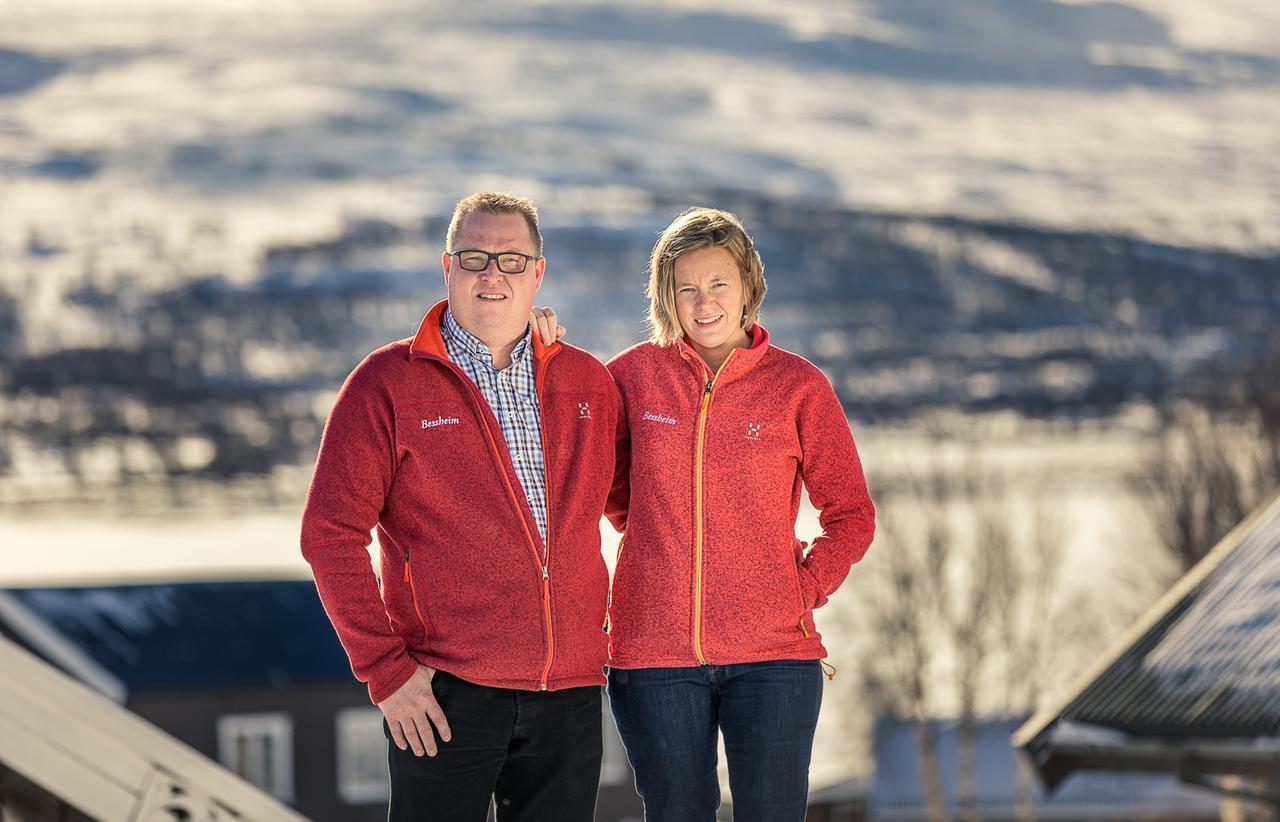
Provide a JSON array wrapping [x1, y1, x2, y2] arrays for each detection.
[[440, 308, 548, 551]]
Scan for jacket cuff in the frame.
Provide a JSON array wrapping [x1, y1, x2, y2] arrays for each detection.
[[367, 654, 419, 705], [797, 563, 829, 611]]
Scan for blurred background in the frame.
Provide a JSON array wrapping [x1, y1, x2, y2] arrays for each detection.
[[2, 0, 1278, 820]]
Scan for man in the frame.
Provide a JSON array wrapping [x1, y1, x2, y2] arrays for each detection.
[[301, 192, 619, 821]]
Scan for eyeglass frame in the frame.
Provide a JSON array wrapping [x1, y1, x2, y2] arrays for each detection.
[[449, 249, 542, 275]]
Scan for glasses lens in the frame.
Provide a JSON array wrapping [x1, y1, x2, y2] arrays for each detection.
[[457, 252, 490, 271], [497, 254, 528, 274]]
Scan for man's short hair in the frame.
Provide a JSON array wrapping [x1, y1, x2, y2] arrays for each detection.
[[445, 192, 543, 256], [645, 206, 767, 346]]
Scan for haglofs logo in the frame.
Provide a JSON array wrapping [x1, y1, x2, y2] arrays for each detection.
[[578, 402, 592, 419], [642, 411, 678, 426], [745, 422, 761, 440], [421, 416, 461, 429]]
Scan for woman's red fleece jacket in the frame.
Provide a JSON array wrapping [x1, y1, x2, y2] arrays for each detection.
[[604, 326, 875, 668], [301, 301, 620, 703]]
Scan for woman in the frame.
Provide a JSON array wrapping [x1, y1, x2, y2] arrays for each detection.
[[534, 207, 875, 821]]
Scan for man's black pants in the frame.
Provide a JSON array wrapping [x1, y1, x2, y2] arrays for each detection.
[[385, 670, 603, 822]]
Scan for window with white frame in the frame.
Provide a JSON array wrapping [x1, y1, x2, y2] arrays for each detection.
[[216, 713, 294, 802], [336, 707, 391, 804], [600, 704, 630, 786]]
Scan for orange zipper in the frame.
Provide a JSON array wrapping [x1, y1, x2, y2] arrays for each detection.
[[533, 346, 561, 690], [449, 355, 557, 690], [691, 350, 735, 665], [794, 546, 811, 639], [403, 551, 429, 639], [538, 560, 554, 689], [536, 421, 555, 691]]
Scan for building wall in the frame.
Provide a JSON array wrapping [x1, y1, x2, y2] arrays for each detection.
[[129, 682, 644, 822], [130, 681, 384, 822]]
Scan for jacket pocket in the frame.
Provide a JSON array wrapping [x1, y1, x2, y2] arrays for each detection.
[[402, 551, 431, 645], [790, 538, 811, 638]]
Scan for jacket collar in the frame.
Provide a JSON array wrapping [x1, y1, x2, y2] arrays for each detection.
[[674, 323, 770, 382], [409, 299, 561, 363]]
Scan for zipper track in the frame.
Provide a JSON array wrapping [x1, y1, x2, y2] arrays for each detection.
[[534, 348, 560, 690], [536, 412, 555, 690], [445, 353, 558, 690], [403, 552, 430, 639], [691, 350, 735, 665]]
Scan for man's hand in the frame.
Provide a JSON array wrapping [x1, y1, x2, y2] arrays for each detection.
[[530, 306, 566, 346], [378, 665, 452, 757]]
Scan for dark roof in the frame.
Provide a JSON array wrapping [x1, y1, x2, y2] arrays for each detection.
[[873, 716, 1218, 821], [0, 580, 354, 693], [1019, 493, 1280, 742], [1015, 492, 1280, 792], [1050, 492, 1280, 738]]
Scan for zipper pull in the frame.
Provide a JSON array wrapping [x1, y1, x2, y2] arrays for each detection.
[[704, 378, 712, 395], [403, 551, 410, 583], [542, 565, 549, 580]]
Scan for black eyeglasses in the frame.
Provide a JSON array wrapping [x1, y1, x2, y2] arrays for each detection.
[[451, 250, 541, 274]]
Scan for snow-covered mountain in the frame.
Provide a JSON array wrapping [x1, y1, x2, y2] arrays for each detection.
[[1, 0, 1277, 509]]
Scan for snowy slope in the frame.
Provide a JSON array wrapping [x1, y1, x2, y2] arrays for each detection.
[[0, 0, 1277, 510]]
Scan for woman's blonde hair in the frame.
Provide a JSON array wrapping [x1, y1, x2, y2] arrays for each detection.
[[645, 207, 766, 345]]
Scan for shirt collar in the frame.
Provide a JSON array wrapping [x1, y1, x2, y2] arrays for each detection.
[[442, 307, 532, 367]]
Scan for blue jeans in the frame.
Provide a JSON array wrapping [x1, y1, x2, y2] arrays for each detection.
[[607, 660, 823, 822]]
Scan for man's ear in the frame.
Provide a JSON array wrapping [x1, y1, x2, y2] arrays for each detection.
[[533, 256, 547, 291], [441, 251, 453, 286]]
